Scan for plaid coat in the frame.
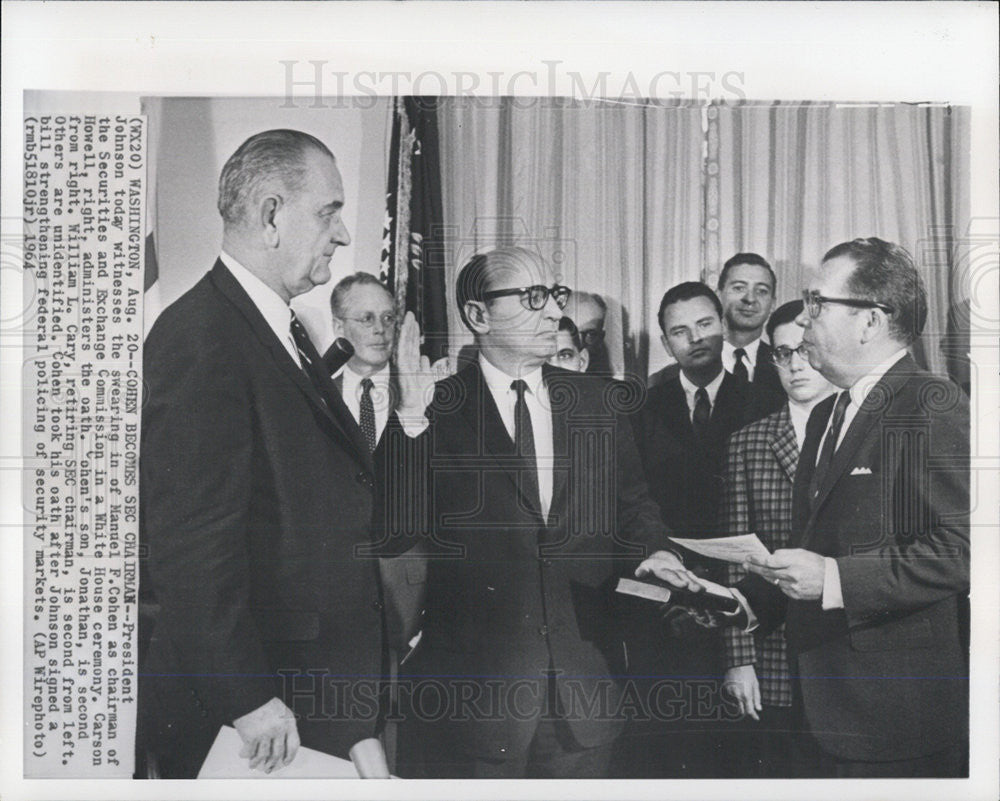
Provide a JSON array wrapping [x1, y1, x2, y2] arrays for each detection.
[[720, 404, 797, 707]]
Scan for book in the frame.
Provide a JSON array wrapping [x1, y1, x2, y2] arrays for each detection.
[[616, 575, 741, 615]]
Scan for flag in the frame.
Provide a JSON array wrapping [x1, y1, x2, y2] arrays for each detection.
[[379, 97, 449, 363]]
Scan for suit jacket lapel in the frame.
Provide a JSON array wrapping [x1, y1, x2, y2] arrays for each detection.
[[809, 356, 915, 521], [768, 404, 798, 483], [544, 365, 568, 525], [662, 377, 695, 440], [210, 261, 372, 471], [454, 363, 544, 520], [712, 372, 744, 439]]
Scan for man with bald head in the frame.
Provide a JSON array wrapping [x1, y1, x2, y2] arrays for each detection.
[[139, 130, 386, 777], [565, 289, 611, 374], [390, 246, 695, 778]]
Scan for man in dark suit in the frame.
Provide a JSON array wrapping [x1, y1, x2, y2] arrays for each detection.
[[718, 299, 835, 777], [138, 130, 385, 777], [625, 281, 757, 777], [388, 246, 698, 778], [643, 237, 970, 777], [647, 254, 784, 422], [716, 253, 782, 410]]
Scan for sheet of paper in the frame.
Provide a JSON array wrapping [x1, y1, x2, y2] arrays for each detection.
[[198, 725, 360, 779], [668, 533, 771, 564]]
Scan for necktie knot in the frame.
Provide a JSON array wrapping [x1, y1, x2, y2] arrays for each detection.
[[733, 348, 746, 361], [511, 378, 529, 400], [361, 377, 375, 394]]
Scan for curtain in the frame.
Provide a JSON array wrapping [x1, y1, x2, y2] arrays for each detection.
[[438, 97, 705, 379], [436, 99, 969, 379], [711, 101, 970, 375]]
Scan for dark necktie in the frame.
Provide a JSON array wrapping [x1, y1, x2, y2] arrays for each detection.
[[692, 386, 711, 440], [732, 347, 749, 385], [511, 379, 541, 514], [810, 390, 852, 503], [290, 313, 334, 406], [359, 378, 377, 453]]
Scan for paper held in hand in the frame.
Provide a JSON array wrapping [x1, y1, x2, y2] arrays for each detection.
[[198, 726, 360, 778], [668, 533, 771, 564]]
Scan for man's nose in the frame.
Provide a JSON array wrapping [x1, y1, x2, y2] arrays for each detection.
[[542, 292, 562, 319], [795, 309, 810, 328], [332, 218, 351, 247]]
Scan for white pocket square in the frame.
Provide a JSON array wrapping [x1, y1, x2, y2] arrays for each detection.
[[850, 466, 873, 475]]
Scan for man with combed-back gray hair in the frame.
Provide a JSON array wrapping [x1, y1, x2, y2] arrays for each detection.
[[138, 129, 388, 778]]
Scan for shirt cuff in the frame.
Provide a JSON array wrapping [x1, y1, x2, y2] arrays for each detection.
[[821, 557, 845, 610], [397, 411, 430, 438], [727, 588, 758, 633]]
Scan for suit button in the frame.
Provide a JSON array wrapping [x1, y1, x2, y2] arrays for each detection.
[[372, 600, 384, 612], [538, 626, 548, 636], [357, 472, 373, 488]]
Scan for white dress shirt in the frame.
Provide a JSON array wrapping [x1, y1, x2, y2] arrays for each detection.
[[337, 362, 392, 444], [722, 337, 762, 382], [478, 354, 555, 520], [220, 251, 300, 367], [678, 367, 726, 423], [820, 348, 908, 610]]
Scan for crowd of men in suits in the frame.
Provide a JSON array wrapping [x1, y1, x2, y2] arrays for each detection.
[[137, 129, 970, 780]]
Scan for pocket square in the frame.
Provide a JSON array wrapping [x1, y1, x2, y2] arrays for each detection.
[[850, 466, 873, 475]]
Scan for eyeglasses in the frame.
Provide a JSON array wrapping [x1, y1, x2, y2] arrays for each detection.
[[341, 311, 397, 329], [801, 290, 895, 318], [579, 328, 605, 348], [481, 284, 572, 311], [771, 344, 810, 367]]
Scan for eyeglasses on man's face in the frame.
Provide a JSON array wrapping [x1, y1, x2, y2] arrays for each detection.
[[801, 290, 895, 319], [342, 311, 398, 330], [481, 284, 572, 312], [771, 343, 810, 367]]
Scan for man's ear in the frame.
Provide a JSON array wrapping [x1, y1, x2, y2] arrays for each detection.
[[660, 332, 675, 359], [331, 316, 345, 339], [259, 195, 281, 248], [464, 301, 490, 335], [859, 307, 888, 344], [578, 347, 590, 372]]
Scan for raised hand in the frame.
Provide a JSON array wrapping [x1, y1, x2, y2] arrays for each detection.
[[394, 311, 442, 417]]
